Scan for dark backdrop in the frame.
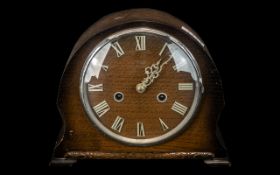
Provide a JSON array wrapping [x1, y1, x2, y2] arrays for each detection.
[[7, 0, 273, 174]]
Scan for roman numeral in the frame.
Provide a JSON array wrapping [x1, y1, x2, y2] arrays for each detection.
[[102, 65, 108, 71], [111, 116, 124, 133], [88, 84, 103, 92], [178, 83, 193, 90], [159, 43, 168, 56], [93, 100, 110, 117], [137, 122, 145, 137], [135, 36, 146, 51], [171, 101, 188, 116], [111, 41, 124, 57], [159, 118, 169, 131]]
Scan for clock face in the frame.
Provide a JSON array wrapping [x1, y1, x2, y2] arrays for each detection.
[[80, 28, 203, 145]]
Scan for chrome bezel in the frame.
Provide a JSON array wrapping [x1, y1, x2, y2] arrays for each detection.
[[80, 27, 203, 146]]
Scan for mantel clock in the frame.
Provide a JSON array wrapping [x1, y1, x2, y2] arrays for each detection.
[[51, 9, 230, 166]]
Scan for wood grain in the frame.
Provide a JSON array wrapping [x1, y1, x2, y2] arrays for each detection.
[[65, 151, 214, 159], [54, 9, 225, 160]]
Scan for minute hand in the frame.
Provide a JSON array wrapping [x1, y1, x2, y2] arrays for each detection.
[[136, 55, 172, 93]]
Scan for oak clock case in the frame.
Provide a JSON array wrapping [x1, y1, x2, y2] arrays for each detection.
[[52, 9, 230, 166]]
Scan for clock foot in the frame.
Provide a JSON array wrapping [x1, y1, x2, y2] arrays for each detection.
[[49, 158, 77, 167], [204, 157, 231, 167]]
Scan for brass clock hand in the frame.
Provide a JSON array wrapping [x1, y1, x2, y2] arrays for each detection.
[[136, 55, 172, 93]]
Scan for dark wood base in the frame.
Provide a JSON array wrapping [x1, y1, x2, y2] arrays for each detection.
[[50, 151, 230, 166]]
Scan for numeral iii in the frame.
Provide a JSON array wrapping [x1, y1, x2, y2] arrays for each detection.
[[178, 83, 193, 90]]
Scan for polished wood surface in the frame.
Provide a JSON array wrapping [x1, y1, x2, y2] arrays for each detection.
[[54, 9, 225, 159]]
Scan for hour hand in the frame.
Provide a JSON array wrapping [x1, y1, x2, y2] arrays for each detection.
[[136, 55, 172, 93]]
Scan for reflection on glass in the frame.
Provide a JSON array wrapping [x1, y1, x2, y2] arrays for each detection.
[[85, 43, 111, 83], [168, 43, 197, 81]]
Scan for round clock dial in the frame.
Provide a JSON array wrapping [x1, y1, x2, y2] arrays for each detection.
[[80, 28, 203, 145]]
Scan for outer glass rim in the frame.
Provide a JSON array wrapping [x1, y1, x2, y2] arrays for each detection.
[[80, 27, 203, 146]]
